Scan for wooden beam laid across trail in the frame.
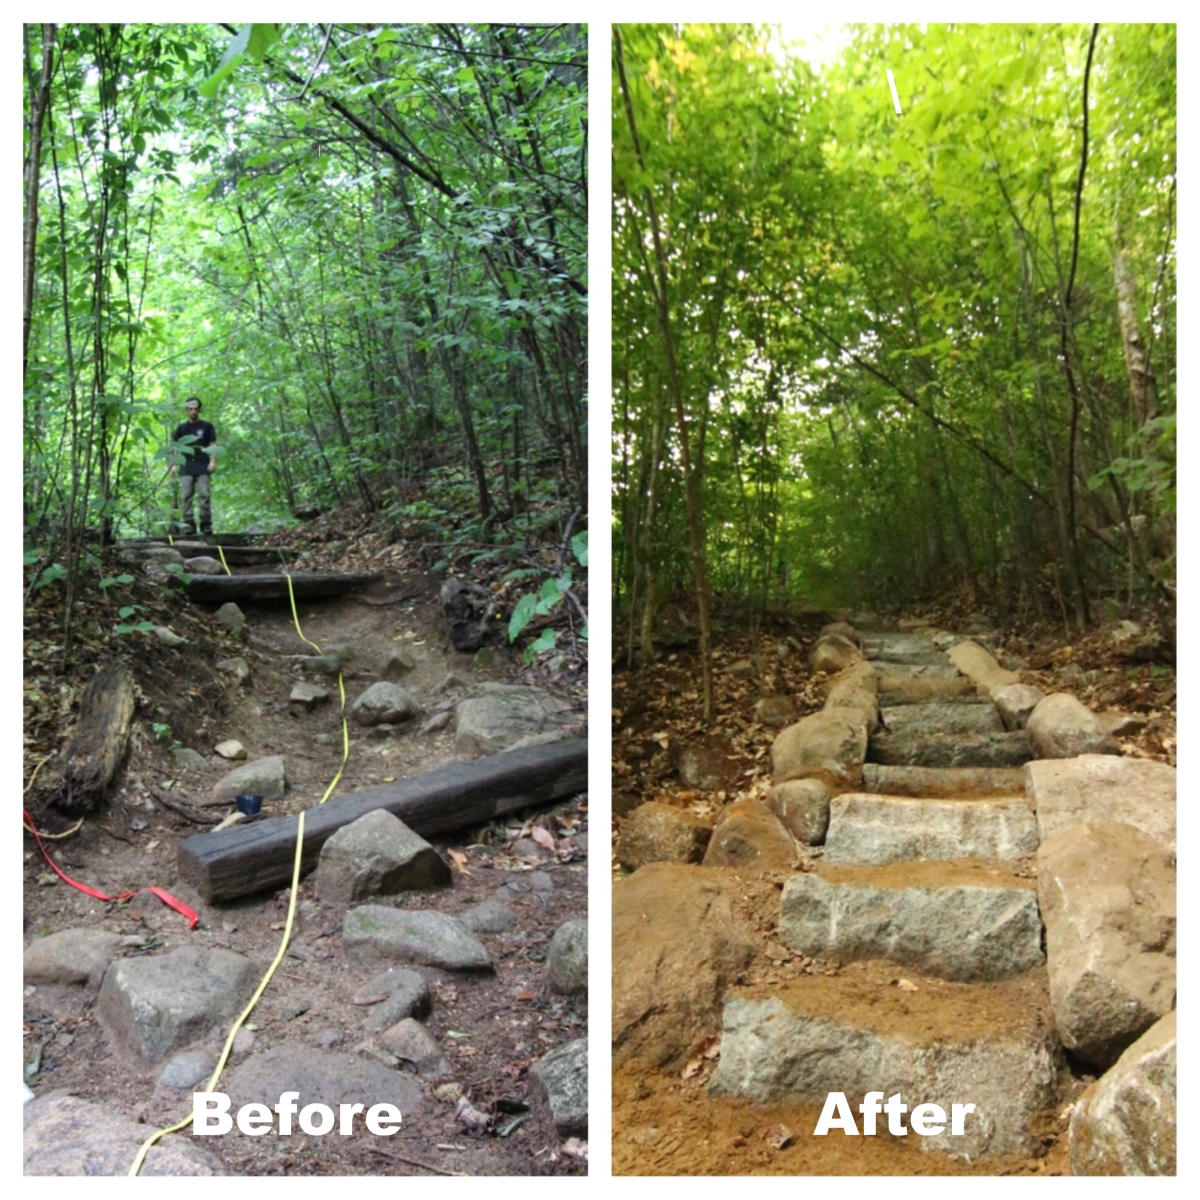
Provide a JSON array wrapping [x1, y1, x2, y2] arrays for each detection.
[[184, 571, 383, 602], [130, 540, 297, 566], [177, 737, 588, 902]]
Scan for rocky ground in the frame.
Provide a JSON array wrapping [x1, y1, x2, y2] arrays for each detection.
[[611, 601, 1175, 1177], [23, 513, 589, 1176]]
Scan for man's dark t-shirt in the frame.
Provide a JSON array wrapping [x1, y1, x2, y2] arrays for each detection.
[[172, 419, 217, 476]]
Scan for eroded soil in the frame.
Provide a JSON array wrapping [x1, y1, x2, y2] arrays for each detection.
[[24, 528, 588, 1176]]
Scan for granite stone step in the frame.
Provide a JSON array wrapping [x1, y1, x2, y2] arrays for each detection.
[[709, 963, 1061, 1158], [823, 794, 1039, 864], [862, 763, 1026, 798], [863, 633, 949, 667], [877, 702, 1004, 739], [780, 861, 1043, 981], [867, 729, 1033, 768]]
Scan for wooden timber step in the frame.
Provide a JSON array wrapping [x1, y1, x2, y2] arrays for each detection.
[[822, 793, 1039, 864], [708, 962, 1060, 1160], [177, 737, 587, 902], [183, 571, 383, 602], [134, 540, 297, 566], [120, 532, 263, 547], [862, 763, 1026, 798]]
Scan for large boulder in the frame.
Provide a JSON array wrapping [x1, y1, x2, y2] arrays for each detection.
[[1025, 755, 1176, 851], [1037, 822, 1175, 1069], [1069, 1010, 1176, 1176], [701, 799, 796, 872], [612, 863, 759, 1068], [1026, 693, 1120, 758], [615, 801, 711, 872], [823, 661, 880, 733], [770, 710, 868, 789], [809, 634, 862, 675]]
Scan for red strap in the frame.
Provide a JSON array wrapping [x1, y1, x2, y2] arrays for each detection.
[[23, 810, 199, 929]]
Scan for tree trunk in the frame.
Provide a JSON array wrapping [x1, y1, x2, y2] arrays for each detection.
[[23, 24, 55, 377]]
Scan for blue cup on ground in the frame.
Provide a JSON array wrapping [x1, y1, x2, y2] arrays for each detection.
[[236, 794, 263, 816]]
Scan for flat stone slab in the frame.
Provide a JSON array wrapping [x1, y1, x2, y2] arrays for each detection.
[[224, 1043, 425, 1117], [24, 1092, 229, 1175], [868, 729, 1033, 768], [780, 870, 1043, 981], [948, 641, 1020, 690], [529, 1038, 587, 1136], [96, 946, 260, 1064], [1069, 1010, 1176, 1176], [862, 764, 1026, 799], [875, 663, 962, 681], [824, 794, 1040, 864], [710, 972, 1061, 1158], [862, 633, 948, 666], [342, 905, 493, 971], [1025, 755, 1175, 852], [879, 702, 1004, 739]]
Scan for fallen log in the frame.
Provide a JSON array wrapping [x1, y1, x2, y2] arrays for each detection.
[[184, 571, 383, 603], [177, 737, 588, 902], [54, 664, 136, 812]]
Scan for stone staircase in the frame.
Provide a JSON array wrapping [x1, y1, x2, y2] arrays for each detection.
[[708, 624, 1176, 1169]]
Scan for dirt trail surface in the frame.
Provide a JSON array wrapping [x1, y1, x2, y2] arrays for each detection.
[[611, 604, 1174, 1176], [24, 523, 588, 1176]]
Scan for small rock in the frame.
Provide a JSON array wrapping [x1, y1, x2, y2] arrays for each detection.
[[383, 647, 417, 680], [350, 682, 422, 727], [458, 901, 519, 934], [434, 1082, 464, 1104], [312, 1027, 344, 1049], [215, 657, 250, 683], [380, 1018, 452, 1079], [547, 919, 587, 994], [420, 711, 452, 735], [341, 906, 493, 972], [153, 626, 187, 647], [615, 802, 711, 871], [755, 695, 797, 727], [24, 928, 124, 988], [297, 655, 343, 677], [529, 1038, 587, 1136], [209, 756, 286, 806], [171, 747, 209, 771], [214, 740, 246, 760], [157, 1049, 216, 1090], [290, 681, 330, 710], [433, 673, 467, 695], [215, 603, 246, 639]]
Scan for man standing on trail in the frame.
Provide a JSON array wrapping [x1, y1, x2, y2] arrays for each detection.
[[169, 396, 217, 537]]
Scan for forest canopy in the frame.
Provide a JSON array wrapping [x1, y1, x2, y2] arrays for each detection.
[[24, 22, 587, 624], [613, 23, 1175, 670]]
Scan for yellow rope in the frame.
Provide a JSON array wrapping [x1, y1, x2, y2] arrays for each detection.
[[129, 572, 350, 1174]]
